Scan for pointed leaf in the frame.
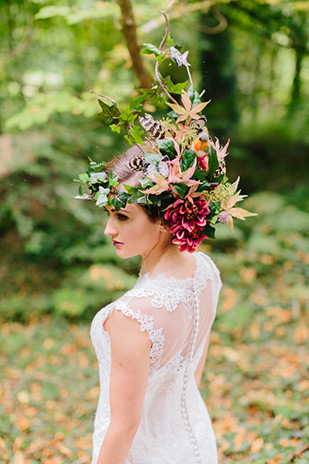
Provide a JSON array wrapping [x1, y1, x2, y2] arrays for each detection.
[[181, 92, 192, 112], [191, 101, 210, 114]]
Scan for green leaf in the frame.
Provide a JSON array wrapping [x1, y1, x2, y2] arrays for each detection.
[[127, 190, 145, 204], [35, 6, 70, 19], [180, 149, 196, 171], [95, 186, 110, 207], [78, 173, 89, 183], [112, 191, 131, 210], [195, 169, 208, 181], [110, 124, 120, 133], [124, 126, 144, 146], [197, 180, 211, 192], [174, 183, 188, 199], [143, 152, 163, 165], [166, 33, 174, 47], [209, 200, 221, 215], [157, 139, 176, 159], [88, 172, 107, 184], [167, 80, 188, 95], [119, 109, 137, 124], [139, 177, 154, 189], [188, 85, 201, 107], [97, 100, 121, 125], [108, 170, 119, 188], [202, 223, 216, 239], [141, 43, 161, 57], [129, 94, 147, 112], [207, 145, 219, 178]]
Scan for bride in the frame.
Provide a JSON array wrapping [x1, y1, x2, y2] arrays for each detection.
[[76, 19, 254, 460], [89, 146, 222, 464]]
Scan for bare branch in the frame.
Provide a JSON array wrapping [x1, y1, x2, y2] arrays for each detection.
[[116, 0, 153, 88], [89, 90, 117, 105], [154, 10, 179, 105], [141, 0, 231, 34]]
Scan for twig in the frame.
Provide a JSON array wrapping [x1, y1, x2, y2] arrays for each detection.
[[288, 443, 309, 462], [163, 0, 178, 14], [141, 0, 224, 34], [89, 90, 117, 105], [154, 9, 179, 105]]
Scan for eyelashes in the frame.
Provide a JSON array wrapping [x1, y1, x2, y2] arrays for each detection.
[[117, 213, 128, 221], [104, 208, 128, 222]]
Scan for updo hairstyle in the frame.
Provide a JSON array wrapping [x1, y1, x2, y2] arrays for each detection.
[[105, 145, 160, 221]]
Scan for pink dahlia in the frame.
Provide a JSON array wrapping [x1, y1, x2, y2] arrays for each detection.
[[164, 196, 210, 253]]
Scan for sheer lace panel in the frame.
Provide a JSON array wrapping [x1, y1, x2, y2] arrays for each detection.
[[90, 252, 222, 464]]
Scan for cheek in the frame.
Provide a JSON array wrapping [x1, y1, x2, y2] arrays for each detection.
[[131, 219, 160, 247]]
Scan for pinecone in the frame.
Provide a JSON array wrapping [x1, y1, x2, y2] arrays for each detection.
[[128, 155, 145, 172]]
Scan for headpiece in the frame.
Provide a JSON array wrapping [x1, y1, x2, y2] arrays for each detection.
[[75, 10, 256, 253]]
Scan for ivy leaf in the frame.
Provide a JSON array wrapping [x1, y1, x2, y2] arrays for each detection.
[[139, 177, 154, 189], [127, 190, 145, 204], [167, 80, 188, 95], [141, 43, 162, 57], [129, 94, 147, 112], [122, 184, 134, 195], [143, 152, 163, 165], [78, 173, 89, 183], [119, 109, 137, 124], [110, 124, 120, 133], [97, 100, 121, 125], [202, 223, 216, 239], [88, 172, 107, 184], [124, 125, 145, 146], [112, 191, 131, 210], [180, 149, 196, 171], [108, 169, 118, 188], [157, 139, 176, 159], [95, 186, 110, 207]]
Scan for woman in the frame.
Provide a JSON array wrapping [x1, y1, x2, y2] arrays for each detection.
[[89, 146, 222, 464]]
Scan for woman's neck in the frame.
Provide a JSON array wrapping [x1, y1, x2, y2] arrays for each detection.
[[140, 244, 194, 278]]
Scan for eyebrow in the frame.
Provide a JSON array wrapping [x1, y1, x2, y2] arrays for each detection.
[[110, 207, 130, 214]]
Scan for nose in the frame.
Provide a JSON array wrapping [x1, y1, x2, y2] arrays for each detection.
[[104, 217, 117, 237]]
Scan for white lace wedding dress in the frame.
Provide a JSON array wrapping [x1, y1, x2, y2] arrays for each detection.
[[90, 251, 222, 464]]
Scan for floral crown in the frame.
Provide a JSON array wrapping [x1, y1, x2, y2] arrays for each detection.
[[75, 9, 256, 253]]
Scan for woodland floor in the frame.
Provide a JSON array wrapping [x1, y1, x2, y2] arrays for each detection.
[[1, 299, 308, 464]]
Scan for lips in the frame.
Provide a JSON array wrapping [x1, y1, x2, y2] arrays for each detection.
[[112, 240, 124, 248]]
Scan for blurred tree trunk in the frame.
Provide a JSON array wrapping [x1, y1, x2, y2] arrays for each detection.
[[288, 49, 304, 116], [199, 7, 239, 138], [116, 0, 152, 88]]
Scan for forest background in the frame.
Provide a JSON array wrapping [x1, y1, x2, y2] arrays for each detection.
[[0, 0, 308, 463]]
